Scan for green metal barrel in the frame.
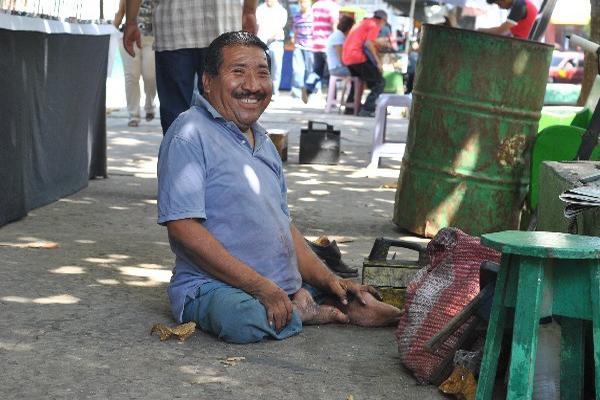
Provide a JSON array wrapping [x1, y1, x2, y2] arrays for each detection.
[[394, 24, 553, 237]]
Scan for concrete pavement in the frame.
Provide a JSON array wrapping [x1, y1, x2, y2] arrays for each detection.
[[0, 93, 445, 400]]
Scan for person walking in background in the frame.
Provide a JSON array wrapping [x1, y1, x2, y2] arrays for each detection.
[[342, 9, 388, 117], [405, 41, 419, 94], [396, 28, 406, 52], [123, 0, 258, 134], [114, 0, 156, 127], [256, 0, 288, 99], [291, 0, 317, 104], [311, 0, 340, 94]]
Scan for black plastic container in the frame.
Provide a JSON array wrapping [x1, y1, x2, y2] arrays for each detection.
[[299, 121, 340, 165]]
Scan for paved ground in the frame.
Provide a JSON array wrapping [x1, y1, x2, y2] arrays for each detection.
[[0, 93, 446, 399]]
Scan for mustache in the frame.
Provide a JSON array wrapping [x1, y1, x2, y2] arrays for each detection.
[[232, 90, 268, 101]]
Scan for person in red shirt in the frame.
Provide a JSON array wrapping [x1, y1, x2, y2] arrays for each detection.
[[342, 10, 388, 117], [480, 0, 538, 39]]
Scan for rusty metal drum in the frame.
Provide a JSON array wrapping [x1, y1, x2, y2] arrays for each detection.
[[393, 24, 553, 237]]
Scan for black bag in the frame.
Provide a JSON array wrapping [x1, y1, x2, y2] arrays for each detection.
[[299, 121, 340, 165]]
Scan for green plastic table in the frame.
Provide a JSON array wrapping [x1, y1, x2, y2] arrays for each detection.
[[476, 230, 600, 400]]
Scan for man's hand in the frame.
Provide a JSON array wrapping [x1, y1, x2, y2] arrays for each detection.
[[242, 0, 258, 34], [251, 280, 293, 332], [328, 278, 383, 306], [123, 21, 142, 57]]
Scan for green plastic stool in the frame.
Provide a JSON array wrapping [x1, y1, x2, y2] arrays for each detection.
[[476, 231, 600, 400]]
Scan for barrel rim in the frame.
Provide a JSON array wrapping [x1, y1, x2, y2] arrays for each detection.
[[421, 23, 555, 49]]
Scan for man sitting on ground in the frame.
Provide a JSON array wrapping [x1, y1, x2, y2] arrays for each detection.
[[157, 31, 402, 344]]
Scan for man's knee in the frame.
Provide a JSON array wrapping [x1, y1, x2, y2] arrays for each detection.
[[210, 295, 272, 344], [185, 284, 303, 344]]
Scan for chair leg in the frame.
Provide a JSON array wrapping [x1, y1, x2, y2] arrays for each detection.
[[325, 76, 338, 113], [506, 255, 545, 400], [590, 262, 600, 400], [353, 80, 363, 115], [367, 101, 387, 169], [560, 317, 584, 400], [476, 254, 512, 400], [339, 78, 349, 115]]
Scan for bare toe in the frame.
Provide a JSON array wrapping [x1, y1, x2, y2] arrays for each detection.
[[292, 290, 348, 325], [348, 292, 402, 327], [317, 305, 349, 324]]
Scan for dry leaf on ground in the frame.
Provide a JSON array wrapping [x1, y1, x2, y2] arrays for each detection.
[[150, 322, 196, 342], [220, 356, 246, 366], [439, 365, 477, 400]]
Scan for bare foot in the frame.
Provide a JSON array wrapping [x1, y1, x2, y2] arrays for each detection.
[[345, 292, 402, 327], [292, 288, 349, 325]]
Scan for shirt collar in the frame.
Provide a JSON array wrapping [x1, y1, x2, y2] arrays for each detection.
[[194, 94, 268, 146]]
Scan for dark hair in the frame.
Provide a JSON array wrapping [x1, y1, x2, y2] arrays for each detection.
[[337, 15, 355, 34], [204, 31, 271, 76], [373, 9, 388, 20]]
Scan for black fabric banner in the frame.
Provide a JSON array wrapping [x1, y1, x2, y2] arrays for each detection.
[[0, 28, 108, 226]]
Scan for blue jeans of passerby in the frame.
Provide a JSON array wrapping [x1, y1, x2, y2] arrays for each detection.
[[313, 51, 328, 90], [267, 40, 284, 95], [155, 47, 207, 134], [291, 47, 320, 98], [182, 281, 326, 344]]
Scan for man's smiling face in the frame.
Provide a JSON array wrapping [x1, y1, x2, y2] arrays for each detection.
[[203, 45, 272, 133]]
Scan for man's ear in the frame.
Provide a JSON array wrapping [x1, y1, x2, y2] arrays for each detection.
[[202, 72, 211, 94]]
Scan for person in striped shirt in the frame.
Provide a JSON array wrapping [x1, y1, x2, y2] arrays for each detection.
[[291, 0, 317, 103], [311, 0, 340, 93]]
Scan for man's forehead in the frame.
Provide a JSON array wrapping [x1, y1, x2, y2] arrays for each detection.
[[222, 45, 268, 65]]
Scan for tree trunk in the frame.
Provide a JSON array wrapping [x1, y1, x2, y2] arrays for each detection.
[[577, 0, 600, 105]]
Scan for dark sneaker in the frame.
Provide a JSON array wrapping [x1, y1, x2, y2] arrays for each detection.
[[358, 109, 375, 117]]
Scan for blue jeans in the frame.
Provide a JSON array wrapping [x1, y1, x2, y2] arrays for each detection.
[[182, 281, 324, 344], [267, 40, 284, 95], [313, 51, 328, 89], [291, 47, 320, 98], [155, 47, 207, 134]]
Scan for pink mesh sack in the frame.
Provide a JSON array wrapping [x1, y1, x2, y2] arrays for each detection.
[[395, 227, 501, 383]]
